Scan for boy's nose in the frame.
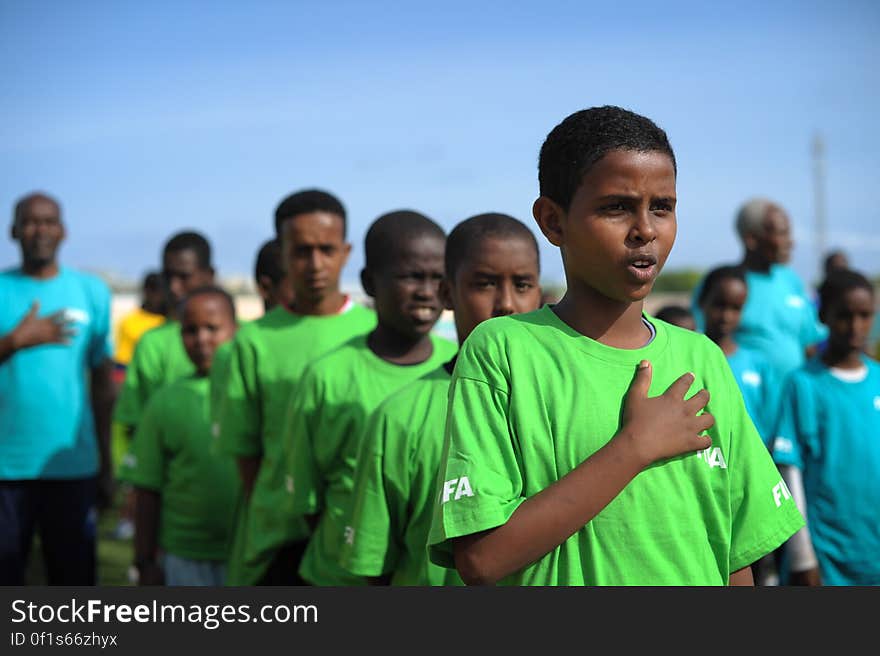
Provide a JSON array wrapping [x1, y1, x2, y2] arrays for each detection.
[[495, 285, 515, 316]]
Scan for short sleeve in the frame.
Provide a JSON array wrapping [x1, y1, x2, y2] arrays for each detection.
[[124, 393, 167, 491], [771, 372, 813, 469], [723, 358, 805, 571], [428, 336, 525, 569], [339, 408, 400, 577], [113, 336, 150, 427], [87, 278, 112, 368], [214, 333, 262, 457], [280, 366, 323, 516]]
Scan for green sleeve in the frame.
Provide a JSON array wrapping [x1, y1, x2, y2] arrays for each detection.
[[427, 368, 524, 569], [340, 407, 400, 577], [281, 367, 322, 516], [112, 334, 153, 427], [723, 353, 805, 572], [208, 341, 234, 454], [215, 332, 262, 457], [124, 392, 168, 492]]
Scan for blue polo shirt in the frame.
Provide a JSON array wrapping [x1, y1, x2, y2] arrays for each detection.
[[0, 266, 112, 479]]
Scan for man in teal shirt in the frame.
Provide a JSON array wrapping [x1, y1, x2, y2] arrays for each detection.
[[0, 192, 115, 584]]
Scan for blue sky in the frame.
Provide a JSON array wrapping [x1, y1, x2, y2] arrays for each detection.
[[1, 0, 878, 289]]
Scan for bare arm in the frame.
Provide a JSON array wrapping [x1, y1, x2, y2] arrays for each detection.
[[453, 362, 714, 585], [729, 566, 754, 586], [133, 487, 164, 585], [236, 456, 262, 499], [91, 358, 116, 509], [0, 301, 75, 365]]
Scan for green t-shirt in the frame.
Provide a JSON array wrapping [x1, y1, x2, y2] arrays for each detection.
[[284, 333, 458, 586], [125, 375, 240, 562], [113, 321, 194, 428], [340, 365, 465, 586], [428, 306, 805, 586], [213, 301, 377, 585]]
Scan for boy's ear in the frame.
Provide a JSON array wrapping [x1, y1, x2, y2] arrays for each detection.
[[438, 278, 454, 311], [360, 267, 375, 298], [532, 197, 565, 248], [742, 232, 759, 254], [256, 275, 273, 303]]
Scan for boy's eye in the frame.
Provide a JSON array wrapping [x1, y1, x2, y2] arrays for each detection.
[[650, 201, 674, 213], [515, 281, 534, 292]]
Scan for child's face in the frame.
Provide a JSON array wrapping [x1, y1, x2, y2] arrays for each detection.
[[822, 287, 875, 355], [444, 236, 542, 344], [535, 149, 676, 304], [701, 278, 747, 339], [282, 212, 350, 304], [369, 234, 445, 340], [162, 249, 214, 308], [181, 294, 237, 375]]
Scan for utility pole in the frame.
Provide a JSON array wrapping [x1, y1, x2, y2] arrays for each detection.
[[812, 132, 827, 282]]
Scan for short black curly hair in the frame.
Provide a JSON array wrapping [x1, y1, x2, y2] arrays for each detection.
[[445, 213, 539, 280], [818, 268, 874, 318], [538, 105, 676, 211], [273, 188, 347, 239]]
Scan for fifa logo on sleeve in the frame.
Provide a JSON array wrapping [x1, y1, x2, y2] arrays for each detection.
[[441, 476, 474, 503], [343, 526, 355, 545], [772, 478, 792, 507]]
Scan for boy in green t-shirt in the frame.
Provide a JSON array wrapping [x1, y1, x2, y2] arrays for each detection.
[[128, 286, 240, 586], [213, 189, 376, 586], [113, 231, 216, 541], [340, 212, 543, 585], [428, 106, 805, 586], [281, 210, 457, 586]]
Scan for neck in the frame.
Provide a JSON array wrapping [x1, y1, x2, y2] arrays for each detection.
[[21, 259, 59, 280], [822, 346, 864, 370], [290, 290, 347, 316], [367, 325, 435, 365], [711, 334, 738, 356], [741, 251, 772, 273], [553, 286, 650, 349]]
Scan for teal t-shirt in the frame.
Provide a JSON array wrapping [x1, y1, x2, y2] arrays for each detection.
[[771, 356, 880, 585], [340, 365, 465, 586], [726, 345, 780, 448], [691, 265, 827, 380], [213, 301, 377, 585], [284, 333, 458, 586], [113, 321, 194, 428], [125, 375, 240, 561], [0, 266, 112, 479], [428, 307, 804, 585]]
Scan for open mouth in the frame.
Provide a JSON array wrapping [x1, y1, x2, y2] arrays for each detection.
[[410, 306, 438, 322], [627, 254, 658, 282]]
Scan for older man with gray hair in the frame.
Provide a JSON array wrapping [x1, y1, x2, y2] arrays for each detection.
[[692, 196, 826, 381]]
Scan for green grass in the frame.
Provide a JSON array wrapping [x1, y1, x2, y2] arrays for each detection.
[[24, 490, 134, 586]]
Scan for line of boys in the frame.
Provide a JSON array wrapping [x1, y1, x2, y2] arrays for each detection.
[[122, 105, 808, 586]]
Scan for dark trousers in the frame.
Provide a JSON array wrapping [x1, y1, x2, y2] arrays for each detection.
[[0, 478, 97, 585], [257, 540, 310, 586]]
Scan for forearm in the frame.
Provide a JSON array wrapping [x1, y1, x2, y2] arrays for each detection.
[[454, 430, 646, 585], [729, 565, 754, 586], [0, 332, 19, 365], [133, 488, 161, 563], [91, 361, 116, 475], [236, 456, 262, 499]]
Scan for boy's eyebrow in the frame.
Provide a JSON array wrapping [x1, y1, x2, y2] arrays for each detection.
[[595, 193, 677, 202]]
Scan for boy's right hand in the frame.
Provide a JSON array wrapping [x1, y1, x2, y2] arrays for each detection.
[[11, 301, 77, 350], [620, 360, 714, 467]]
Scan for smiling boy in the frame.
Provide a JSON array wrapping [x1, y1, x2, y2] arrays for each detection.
[[427, 106, 804, 586]]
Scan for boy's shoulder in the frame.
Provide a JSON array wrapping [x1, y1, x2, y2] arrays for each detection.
[[463, 306, 554, 348], [300, 334, 369, 378], [145, 374, 206, 411], [377, 364, 452, 417]]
